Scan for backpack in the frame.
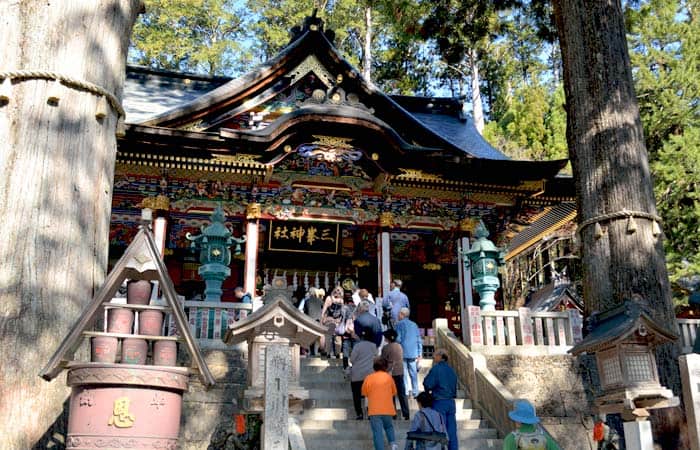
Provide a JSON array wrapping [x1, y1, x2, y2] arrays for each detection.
[[328, 302, 343, 319], [513, 429, 547, 450]]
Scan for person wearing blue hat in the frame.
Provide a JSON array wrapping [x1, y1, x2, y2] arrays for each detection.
[[502, 399, 560, 450]]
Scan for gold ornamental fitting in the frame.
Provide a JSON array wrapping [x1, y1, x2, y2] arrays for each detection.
[[379, 212, 395, 228], [246, 202, 262, 220], [459, 217, 478, 233], [138, 195, 170, 211]]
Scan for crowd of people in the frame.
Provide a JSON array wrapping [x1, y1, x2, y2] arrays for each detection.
[[293, 279, 459, 450]]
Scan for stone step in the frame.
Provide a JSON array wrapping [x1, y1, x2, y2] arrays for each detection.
[[302, 400, 483, 420], [296, 418, 489, 431], [301, 425, 497, 439], [302, 436, 503, 450]]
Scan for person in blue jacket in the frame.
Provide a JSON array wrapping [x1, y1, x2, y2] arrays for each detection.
[[423, 349, 458, 450]]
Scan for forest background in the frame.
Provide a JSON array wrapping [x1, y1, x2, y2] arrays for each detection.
[[128, 0, 699, 305]]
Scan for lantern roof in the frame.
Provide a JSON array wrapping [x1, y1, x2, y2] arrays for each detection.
[[223, 297, 327, 347], [570, 301, 677, 355], [466, 221, 502, 255]]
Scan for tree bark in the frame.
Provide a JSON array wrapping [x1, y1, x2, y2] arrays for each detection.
[[552, 0, 679, 390], [0, 2, 142, 448], [362, 5, 372, 82], [468, 48, 484, 134]]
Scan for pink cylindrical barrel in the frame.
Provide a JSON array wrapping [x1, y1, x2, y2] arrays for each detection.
[[66, 364, 188, 450], [153, 341, 177, 366], [127, 280, 152, 305], [121, 338, 148, 364], [107, 308, 134, 334], [138, 310, 163, 336], [90, 337, 118, 363]]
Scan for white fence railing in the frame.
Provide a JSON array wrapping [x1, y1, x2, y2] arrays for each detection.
[[165, 301, 253, 345], [463, 306, 583, 354], [678, 318, 700, 354]]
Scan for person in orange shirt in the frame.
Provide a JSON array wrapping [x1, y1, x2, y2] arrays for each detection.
[[362, 357, 399, 450]]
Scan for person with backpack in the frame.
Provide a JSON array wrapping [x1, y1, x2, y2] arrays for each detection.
[[321, 287, 345, 358], [404, 392, 448, 450], [503, 399, 560, 450]]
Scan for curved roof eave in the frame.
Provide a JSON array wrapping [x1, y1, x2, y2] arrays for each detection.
[[133, 29, 511, 160], [219, 104, 442, 153]]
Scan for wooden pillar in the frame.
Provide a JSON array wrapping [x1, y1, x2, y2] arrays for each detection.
[[458, 237, 473, 345], [377, 231, 391, 298], [244, 220, 259, 297]]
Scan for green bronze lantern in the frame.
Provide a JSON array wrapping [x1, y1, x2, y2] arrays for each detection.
[[464, 220, 505, 311], [187, 205, 234, 302]]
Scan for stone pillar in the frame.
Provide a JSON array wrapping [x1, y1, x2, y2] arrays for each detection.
[[680, 354, 700, 450], [378, 231, 391, 298], [517, 307, 535, 346], [464, 305, 483, 347], [153, 216, 168, 258], [244, 220, 259, 297], [622, 420, 654, 450], [262, 343, 289, 450], [458, 237, 473, 344]]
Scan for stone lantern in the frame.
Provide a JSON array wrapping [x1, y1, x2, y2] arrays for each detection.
[[570, 301, 679, 447], [187, 205, 235, 302], [464, 220, 505, 310]]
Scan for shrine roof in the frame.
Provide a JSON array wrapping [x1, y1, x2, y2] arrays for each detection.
[[526, 280, 582, 312], [123, 66, 230, 124], [505, 201, 577, 259], [122, 66, 506, 159], [569, 302, 677, 355]]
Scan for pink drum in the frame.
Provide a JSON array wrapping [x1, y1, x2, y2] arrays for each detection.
[[138, 310, 163, 336], [121, 338, 148, 365], [107, 308, 133, 334]]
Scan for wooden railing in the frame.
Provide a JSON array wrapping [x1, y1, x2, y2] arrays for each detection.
[[678, 318, 700, 354], [165, 301, 253, 346], [463, 306, 583, 354]]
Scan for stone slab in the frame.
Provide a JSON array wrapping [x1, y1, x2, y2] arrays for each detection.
[[680, 354, 700, 450]]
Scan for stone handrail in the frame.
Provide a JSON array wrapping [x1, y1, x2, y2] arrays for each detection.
[[433, 318, 516, 437], [433, 318, 559, 446], [678, 318, 700, 354], [170, 301, 253, 345], [463, 306, 583, 354]]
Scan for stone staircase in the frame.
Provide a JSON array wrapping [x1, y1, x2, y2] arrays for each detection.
[[292, 356, 503, 449]]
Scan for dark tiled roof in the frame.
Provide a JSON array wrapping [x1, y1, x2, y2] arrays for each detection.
[[570, 302, 677, 355], [122, 67, 506, 160], [526, 281, 582, 312], [507, 201, 577, 255], [411, 112, 508, 160], [123, 66, 230, 123]]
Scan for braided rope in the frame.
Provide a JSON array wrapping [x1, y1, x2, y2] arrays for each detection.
[[0, 70, 125, 117], [577, 208, 662, 234]]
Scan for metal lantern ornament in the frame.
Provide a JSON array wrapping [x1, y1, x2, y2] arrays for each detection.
[[464, 220, 505, 310], [187, 205, 235, 302]]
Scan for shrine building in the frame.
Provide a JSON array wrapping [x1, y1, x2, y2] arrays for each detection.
[[114, 15, 575, 331]]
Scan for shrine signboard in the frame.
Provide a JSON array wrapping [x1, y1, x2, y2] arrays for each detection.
[[268, 220, 339, 254]]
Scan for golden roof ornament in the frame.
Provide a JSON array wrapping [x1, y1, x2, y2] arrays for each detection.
[[379, 212, 395, 228], [459, 217, 478, 233], [138, 195, 170, 211], [246, 202, 262, 220]]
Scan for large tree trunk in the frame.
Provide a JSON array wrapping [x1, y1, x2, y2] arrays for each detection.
[[552, 0, 680, 400], [362, 5, 372, 82], [0, 2, 142, 448], [468, 48, 484, 134]]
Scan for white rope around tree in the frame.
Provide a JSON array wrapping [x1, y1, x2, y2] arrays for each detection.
[[578, 208, 663, 238], [0, 69, 125, 117]]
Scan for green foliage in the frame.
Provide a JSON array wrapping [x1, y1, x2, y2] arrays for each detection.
[[652, 128, 700, 289], [483, 83, 567, 161], [626, 0, 700, 299], [129, 0, 250, 76]]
